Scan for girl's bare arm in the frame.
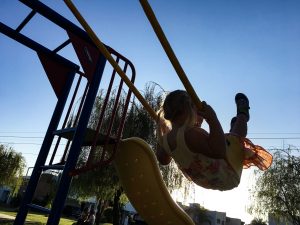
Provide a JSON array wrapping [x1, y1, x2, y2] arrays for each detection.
[[156, 145, 172, 165], [196, 102, 226, 159]]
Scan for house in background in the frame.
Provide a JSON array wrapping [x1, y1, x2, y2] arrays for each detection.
[[33, 173, 57, 202], [226, 217, 243, 225], [0, 186, 11, 203], [178, 202, 245, 225], [121, 201, 246, 225], [206, 210, 227, 225]]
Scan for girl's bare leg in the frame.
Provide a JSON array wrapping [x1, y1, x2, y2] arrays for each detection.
[[230, 93, 250, 138], [230, 115, 248, 137]]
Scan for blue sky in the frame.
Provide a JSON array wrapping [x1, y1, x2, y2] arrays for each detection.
[[1, 0, 300, 223]]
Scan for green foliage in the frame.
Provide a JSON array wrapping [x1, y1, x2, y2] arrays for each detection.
[[101, 207, 113, 223], [0, 145, 26, 189], [69, 88, 125, 201], [123, 82, 164, 145], [9, 194, 22, 207], [70, 82, 193, 204], [0, 207, 76, 225], [249, 218, 267, 225], [123, 82, 193, 194], [70, 164, 120, 200], [249, 147, 300, 225]]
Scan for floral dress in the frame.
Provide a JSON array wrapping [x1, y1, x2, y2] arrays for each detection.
[[161, 125, 272, 191]]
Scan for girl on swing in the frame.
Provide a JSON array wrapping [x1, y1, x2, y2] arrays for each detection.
[[157, 90, 272, 191]]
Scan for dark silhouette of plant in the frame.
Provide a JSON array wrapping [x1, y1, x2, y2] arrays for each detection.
[[249, 147, 300, 225]]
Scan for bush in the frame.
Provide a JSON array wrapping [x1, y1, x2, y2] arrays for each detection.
[[101, 207, 113, 223], [9, 194, 22, 208], [62, 205, 81, 218], [32, 197, 48, 208]]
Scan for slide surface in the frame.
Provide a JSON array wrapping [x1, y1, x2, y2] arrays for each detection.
[[114, 137, 195, 225]]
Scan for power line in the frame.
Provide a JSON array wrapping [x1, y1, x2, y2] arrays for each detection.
[[21, 152, 42, 155], [1, 134, 300, 140], [1, 130, 300, 134], [248, 132, 300, 135], [0, 136, 44, 138], [1, 138, 300, 146], [1, 131, 300, 139], [21, 152, 63, 157], [0, 131, 45, 134], [0, 142, 43, 145], [249, 137, 300, 140], [0, 141, 66, 146]]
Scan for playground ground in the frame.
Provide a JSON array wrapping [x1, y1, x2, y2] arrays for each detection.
[[0, 206, 111, 225], [0, 209, 113, 225], [0, 207, 76, 225]]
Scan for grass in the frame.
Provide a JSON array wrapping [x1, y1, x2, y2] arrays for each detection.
[[0, 207, 76, 225], [0, 207, 112, 225]]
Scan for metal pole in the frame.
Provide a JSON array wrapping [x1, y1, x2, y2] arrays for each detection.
[[139, 0, 203, 111], [14, 71, 76, 225]]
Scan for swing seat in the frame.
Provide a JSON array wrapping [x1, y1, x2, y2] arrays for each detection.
[[225, 134, 273, 175], [225, 134, 245, 178]]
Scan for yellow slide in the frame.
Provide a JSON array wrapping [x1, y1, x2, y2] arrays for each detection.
[[114, 137, 195, 225]]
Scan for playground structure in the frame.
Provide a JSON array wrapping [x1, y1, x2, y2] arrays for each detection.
[[0, 0, 197, 225]]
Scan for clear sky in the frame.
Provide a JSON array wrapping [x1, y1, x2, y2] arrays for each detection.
[[1, 0, 300, 223]]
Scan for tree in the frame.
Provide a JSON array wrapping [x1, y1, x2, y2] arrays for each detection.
[[0, 144, 26, 190], [249, 146, 300, 225], [184, 204, 211, 225], [124, 82, 193, 194], [69, 89, 127, 224], [249, 218, 267, 225], [70, 82, 193, 224]]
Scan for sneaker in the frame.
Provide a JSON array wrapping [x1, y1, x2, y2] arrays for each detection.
[[235, 93, 250, 121]]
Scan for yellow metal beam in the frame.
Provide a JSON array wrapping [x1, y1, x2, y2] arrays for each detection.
[[64, 0, 159, 122], [139, 0, 203, 111]]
